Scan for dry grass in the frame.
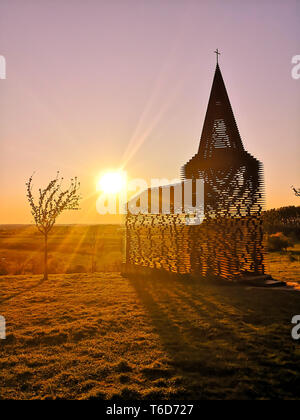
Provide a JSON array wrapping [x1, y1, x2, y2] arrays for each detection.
[[265, 244, 300, 284], [1, 224, 299, 281], [0, 272, 299, 400], [0, 225, 123, 275]]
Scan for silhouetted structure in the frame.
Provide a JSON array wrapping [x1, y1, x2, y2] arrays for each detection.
[[123, 59, 266, 282]]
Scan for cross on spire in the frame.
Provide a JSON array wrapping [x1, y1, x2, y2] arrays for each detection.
[[214, 49, 220, 64]]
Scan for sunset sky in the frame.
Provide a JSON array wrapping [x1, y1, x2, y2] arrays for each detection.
[[0, 0, 299, 224]]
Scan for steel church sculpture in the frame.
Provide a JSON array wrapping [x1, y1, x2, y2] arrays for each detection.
[[123, 55, 270, 283]]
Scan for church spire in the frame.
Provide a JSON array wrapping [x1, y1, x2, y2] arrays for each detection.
[[197, 62, 244, 159]]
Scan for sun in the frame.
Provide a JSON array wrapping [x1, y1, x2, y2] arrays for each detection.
[[97, 171, 127, 194]]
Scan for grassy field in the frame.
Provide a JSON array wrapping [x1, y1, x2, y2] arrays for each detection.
[[0, 225, 124, 275], [0, 224, 299, 399], [0, 272, 300, 400], [0, 224, 299, 283], [265, 243, 300, 284]]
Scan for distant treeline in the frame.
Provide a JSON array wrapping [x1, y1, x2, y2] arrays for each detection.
[[262, 206, 300, 237]]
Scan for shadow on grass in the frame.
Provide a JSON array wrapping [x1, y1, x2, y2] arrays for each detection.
[[0, 277, 46, 304], [129, 274, 300, 399]]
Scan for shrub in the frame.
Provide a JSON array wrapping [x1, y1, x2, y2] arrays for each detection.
[[266, 232, 294, 252]]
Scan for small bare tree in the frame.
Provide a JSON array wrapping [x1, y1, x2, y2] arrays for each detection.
[[26, 173, 80, 280], [292, 186, 300, 197]]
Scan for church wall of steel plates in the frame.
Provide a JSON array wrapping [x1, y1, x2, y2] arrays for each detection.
[[123, 63, 265, 282]]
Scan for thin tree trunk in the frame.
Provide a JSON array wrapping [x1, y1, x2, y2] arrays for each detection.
[[44, 233, 48, 280]]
